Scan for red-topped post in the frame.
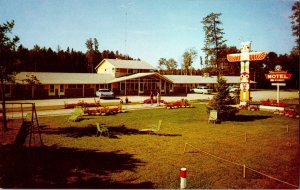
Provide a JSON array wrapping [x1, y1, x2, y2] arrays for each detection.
[[180, 167, 187, 189]]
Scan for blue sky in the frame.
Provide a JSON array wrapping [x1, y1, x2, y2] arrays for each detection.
[[0, 0, 297, 69]]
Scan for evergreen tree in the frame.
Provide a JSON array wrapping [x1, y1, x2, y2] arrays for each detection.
[[201, 13, 227, 76], [206, 76, 238, 121], [289, 1, 299, 55], [85, 38, 101, 73], [0, 20, 20, 130]]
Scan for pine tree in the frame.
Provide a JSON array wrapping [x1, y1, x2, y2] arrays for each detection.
[[289, 1, 299, 55], [85, 38, 101, 73], [206, 76, 238, 121], [201, 13, 227, 76], [0, 20, 20, 130]]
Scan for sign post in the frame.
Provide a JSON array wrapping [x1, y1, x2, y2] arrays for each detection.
[[271, 83, 285, 103], [265, 65, 291, 104]]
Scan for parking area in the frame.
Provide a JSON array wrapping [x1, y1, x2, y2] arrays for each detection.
[[3, 90, 298, 109]]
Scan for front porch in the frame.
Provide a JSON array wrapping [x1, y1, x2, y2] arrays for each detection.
[[111, 73, 173, 96]]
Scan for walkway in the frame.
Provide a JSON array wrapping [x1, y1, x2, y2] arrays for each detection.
[[2, 90, 298, 119]]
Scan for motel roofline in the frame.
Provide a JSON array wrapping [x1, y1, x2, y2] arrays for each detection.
[[15, 72, 255, 85], [94, 59, 157, 71], [110, 72, 174, 83], [15, 72, 115, 84], [164, 75, 256, 84]]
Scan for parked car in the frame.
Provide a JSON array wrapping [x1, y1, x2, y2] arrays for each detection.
[[191, 86, 213, 94], [96, 89, 115, 99], [228, 86, 239, 93]]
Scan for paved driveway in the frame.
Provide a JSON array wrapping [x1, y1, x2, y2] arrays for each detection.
[[4, 90, 298, 108]]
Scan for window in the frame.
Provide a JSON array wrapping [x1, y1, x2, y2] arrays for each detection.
[[121, 82, 125, 90], [161, 81, 165, 89], [50, 84, 54, 93], [4, 85, 11, 94], [77, 84, 83, 88], [68, 84, 76, 88], [139, 82, 144, 91], [60, 84, 64, 93]]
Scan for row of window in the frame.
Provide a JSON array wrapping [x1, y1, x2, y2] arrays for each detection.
[[119, 80, 171, 91]]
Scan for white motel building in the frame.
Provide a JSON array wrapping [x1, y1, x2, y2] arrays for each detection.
[[4, 59, 253, 99]]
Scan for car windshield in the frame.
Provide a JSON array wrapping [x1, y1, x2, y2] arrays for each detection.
[[99, 89, 110, 92]]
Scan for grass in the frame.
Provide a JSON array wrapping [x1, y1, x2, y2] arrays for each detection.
[[0, 104, 298, 189]]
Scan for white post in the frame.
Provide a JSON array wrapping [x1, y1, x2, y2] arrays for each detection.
[[180, 168, 187, 189], [243, 164, 246, 178], [83, 84, 85, 97], [276, 84, 280, 104]]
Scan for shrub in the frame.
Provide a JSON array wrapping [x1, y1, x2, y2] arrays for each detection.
[[206, 76, 239, 121]]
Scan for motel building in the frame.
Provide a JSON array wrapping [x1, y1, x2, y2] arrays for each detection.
[[2, 59, 253, 100]]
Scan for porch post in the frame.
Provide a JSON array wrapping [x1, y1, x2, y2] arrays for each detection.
[[83, 84, 85, 97], [125, 80, 127, 96], [138, 79, 140, 96], [159, 79, 161, 93], [186, 84, 188, 94]]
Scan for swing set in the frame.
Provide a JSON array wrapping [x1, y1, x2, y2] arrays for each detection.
[[1, 103, 43, 147]]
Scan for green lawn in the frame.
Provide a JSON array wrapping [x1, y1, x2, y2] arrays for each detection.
[[0, 104, 298, 189]]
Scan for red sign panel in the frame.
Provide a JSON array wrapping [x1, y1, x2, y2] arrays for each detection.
[[265, 72, 292, 82]]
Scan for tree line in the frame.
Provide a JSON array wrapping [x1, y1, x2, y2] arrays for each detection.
[[14, 43, 136, 73]]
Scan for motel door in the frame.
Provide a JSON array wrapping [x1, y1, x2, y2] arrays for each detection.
[[54, 85, 60, 96], [166, 83, 169, 94], [139, 81, 144, 94], [54, 84, 65, 97]]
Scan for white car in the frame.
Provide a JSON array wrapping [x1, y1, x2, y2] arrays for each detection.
[[228, 86, 239, 93], [96, 89, 115, 99], [191, 86, 213, 94]]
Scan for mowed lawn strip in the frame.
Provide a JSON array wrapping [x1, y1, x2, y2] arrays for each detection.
[[3, 104, 298, 189]]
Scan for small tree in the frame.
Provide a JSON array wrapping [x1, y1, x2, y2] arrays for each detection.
[[22, 74, 41, 99], [0, 20, 19, 130], [206, 76, 238, 121], [182, 48, 197, 75]]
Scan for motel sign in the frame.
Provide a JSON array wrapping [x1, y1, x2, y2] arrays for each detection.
[[265, 65, 292, 103], [265, 72, 292, 82]]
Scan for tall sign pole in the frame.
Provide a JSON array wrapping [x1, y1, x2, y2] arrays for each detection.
[[265, 65, 292, 104], [227, 42, 267, 107]]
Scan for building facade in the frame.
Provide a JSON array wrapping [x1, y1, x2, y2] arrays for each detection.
[[1, 59, 252, 100]]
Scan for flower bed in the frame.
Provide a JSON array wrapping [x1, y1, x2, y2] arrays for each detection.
[[84, 106, 121, 116], [64, 100, 100, 109], [274, 108, 299, 118], [165, 99, 192, 109], [260, 99, 288, 107], [249, 105, 259, 111], [143, 98, 164, 104]]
